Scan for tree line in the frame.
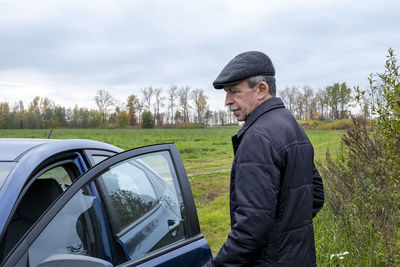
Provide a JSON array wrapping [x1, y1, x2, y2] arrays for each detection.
[[280, 82, 352, 121], [0, 81, 373, 129], [0, 86, 237, 129]]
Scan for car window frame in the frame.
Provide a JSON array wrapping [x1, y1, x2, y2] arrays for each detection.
[[84, 149, 117, 167], [2, 143, 202, 267]]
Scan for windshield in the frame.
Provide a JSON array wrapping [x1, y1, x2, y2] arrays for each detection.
[[0, 162, 17, 189]]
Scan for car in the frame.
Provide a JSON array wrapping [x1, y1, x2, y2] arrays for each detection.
[[0, 138, 212, 267]]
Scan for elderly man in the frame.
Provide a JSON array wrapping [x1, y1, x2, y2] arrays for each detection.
[[209, 51, 324, 266]]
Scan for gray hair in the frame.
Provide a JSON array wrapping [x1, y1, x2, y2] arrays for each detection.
[[246, 75, 276, 97]]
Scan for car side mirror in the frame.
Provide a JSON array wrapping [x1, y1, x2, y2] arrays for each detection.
[[37, 254, 113, 267]]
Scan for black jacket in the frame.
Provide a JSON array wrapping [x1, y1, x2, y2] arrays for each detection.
[[213, 98, 324, 266]]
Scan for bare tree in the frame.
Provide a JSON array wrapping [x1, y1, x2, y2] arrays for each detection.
[[213, 111, 219, 126], [227, 109, 236, 125], [178, 86, 191, 123], [95, 90, 114, 125], [141, 86, 154, 111], [218, 110, 227, 126], [191, 88, 208, 123], [279, 88, 289, 108], [29, 96, 40, 113], [13, 100, 25, 128], [136, 101, 144, 125], [40, 97, 54, 114], [168, 85, 178, 124], [302, 86, 313, 120], [309, 97, 318, 120], [204, 107, 212, 126], [279, 86, 298, 113], [153, 88, 165, 126], [295, 92, 305, 120], [314, 89, 327, 119]]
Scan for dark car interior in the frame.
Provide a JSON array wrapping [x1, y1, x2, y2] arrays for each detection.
[[0, 178, 63, 261], [0, 158, 79, 263]]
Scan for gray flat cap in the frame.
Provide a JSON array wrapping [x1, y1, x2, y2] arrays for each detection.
[[213, 51, 275, 89]]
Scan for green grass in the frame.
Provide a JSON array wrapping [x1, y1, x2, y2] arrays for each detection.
[[307, 130, 344, 161], [0, 128, 238, 172], [0, 128, 344, 264]]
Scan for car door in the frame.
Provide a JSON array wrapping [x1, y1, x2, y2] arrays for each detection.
[[1, 144, 212, 267]]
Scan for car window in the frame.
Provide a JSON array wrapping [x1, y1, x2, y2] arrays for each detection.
[[92, 155, 109, 165], [84, 149, 117, 166], [99, 151, 186, 263], [26, 185, 106, 267], [137, 153, 177, 193], [38, 166, 72, 190], [99, 159, 159, 234]]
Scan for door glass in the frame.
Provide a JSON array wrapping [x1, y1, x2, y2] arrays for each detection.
[[99, 151, 186, 262], [27, 185, 106, 267], [92, 155, 109, 165], [99, 157, 160, 234], [137, 152, 176, 193]]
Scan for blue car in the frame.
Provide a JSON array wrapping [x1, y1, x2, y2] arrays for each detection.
[[0, 138, 212, 267]]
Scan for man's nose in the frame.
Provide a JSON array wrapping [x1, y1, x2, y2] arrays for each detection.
[[225, 92, 233, 106]]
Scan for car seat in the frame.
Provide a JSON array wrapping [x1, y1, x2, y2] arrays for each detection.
[[0, 178, 63, 261]]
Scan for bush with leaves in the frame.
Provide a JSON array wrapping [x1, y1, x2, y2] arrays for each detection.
[[141, 111, 155, 129], [320, 49, 400, 265]]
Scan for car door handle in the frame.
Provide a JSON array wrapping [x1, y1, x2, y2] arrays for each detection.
[[168, 219, 181, 232]]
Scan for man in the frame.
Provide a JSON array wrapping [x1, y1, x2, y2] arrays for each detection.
[[208, 51, 324, 266]]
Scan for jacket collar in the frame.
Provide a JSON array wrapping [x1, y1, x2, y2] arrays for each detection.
[[236, 97, 285, 138]]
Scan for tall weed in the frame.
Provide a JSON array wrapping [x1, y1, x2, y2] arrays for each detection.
[[320, 49, 400, 266], [320, 117, 399, 265]]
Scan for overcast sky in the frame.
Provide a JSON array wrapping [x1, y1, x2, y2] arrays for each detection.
[[1, 0, 399, 111]]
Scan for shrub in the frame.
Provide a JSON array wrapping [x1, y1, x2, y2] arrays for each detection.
[[320, 117, 398, 265], [298, 119, 354, 130], [315, 119, 354, 130], [141, 111, 155, 129], [117, 110, 129, 128], [298, 120, 323, 130], [319, 49, 400, 265]]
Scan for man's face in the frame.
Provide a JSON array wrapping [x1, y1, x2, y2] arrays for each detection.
[[224, 80, 260, 121]]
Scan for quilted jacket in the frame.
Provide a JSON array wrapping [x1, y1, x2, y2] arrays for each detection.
[[213, 97, 324, 267]]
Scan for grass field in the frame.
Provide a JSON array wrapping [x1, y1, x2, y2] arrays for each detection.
[[0, 128, 344, 265]]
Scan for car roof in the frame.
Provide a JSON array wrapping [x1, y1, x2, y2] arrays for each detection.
[[0, 138, 123, 162], [0, 139, 58, 161]]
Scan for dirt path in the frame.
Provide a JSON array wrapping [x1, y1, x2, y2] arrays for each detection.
[[187, 169, 230, 177]]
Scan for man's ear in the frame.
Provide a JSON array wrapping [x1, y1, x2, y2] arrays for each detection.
[[257, 82, 269, 100]]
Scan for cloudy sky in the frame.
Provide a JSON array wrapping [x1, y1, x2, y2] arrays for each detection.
[[0, 0, 399, 111]]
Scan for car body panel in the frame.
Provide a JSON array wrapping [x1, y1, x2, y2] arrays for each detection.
[[135, 238, 212, 267]]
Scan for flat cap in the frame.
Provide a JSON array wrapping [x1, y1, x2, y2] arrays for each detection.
[[213, 51, 275, 89]]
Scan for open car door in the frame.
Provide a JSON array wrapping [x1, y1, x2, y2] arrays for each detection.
[[2, 144, 212, 267]]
